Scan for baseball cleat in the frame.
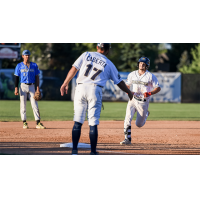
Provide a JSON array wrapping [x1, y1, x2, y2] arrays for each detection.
[[36, 122, 46, 129], [72, 150, 78, 155], [120, 138, 131, 145], [23, 122, 29, 129]]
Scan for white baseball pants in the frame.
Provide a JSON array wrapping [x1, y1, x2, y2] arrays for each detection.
[[124, 97, 149, 130], [73, 83, 102, 126], [19, 83, 40, 121]]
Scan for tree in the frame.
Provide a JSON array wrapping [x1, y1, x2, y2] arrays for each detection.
[[118, 43, 159, 72], [179, 44, 200, 73], [118, 43, 142, 72], [176, 50, 190, 71], [168, 43, 198, 72], [49, 43, 79, 70]]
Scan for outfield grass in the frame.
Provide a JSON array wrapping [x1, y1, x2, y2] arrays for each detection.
[[0, 100, 200, 121]]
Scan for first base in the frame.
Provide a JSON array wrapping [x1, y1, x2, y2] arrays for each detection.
[[60, 143, 91, 148]]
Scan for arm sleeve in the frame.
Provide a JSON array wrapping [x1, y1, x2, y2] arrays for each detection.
[[15, 76, 19, 87], [35, 64, 40, 76], [152, 74, 160, 88], [14, 64, 20, 76], [72, 52, 87, 70]]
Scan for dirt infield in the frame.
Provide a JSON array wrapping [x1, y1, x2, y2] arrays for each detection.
[[0, 121, 200, 155]]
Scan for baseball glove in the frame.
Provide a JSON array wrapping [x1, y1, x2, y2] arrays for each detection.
[[33, 91, 42, 101]]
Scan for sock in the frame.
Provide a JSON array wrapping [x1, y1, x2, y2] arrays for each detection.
[[36, 120, 40, 125], [72, 122, 82, 151], [124, 126, 131, 141], [23, 120, 26, 123], [89, 125, 98, 154]]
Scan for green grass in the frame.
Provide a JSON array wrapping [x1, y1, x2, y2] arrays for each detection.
[[0, 100, 200, 121]]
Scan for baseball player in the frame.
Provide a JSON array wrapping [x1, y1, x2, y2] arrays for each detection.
[[14, 50, 46, 129], [60, 43, 133, 155], [120, 57, 161, 145]]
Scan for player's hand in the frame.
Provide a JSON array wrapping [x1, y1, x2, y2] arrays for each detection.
[[127, 91, 133, 100], [144, 92, 152, 98], [60, 84, 68, 96], [14, 88, 19, 95]]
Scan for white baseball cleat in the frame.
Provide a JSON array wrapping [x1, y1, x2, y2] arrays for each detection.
[[23, 122, 28, 129], [120, 138, 131, 145]]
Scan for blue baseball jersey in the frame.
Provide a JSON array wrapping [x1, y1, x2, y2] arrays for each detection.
[[14, 62, 40, 83]]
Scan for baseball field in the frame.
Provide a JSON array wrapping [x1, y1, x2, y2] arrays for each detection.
[[0, 100, 200, 155]]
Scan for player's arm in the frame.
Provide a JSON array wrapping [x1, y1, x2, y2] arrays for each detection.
[[60, 66, 78, 96], [14, 76, 19, 95], [117, 81, 133, 100], [144, 87, 161, 97], [151, 87, 161, 95], [35, 75, 40, 92]]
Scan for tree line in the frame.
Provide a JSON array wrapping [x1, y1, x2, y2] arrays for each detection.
[[2, 43, 200, 73]]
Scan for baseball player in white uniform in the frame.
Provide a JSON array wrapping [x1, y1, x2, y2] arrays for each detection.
[[14, 50, 45, 129], [120, 57, 161, 145], [60, 43, 133, 155]]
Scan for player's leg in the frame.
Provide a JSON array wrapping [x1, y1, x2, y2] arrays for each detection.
[[19, 84, 28, 129], [29, 85, 45, 129], [135, 102, 149, 128], [72, 121, 83, 155], [87, 85, 102, 154], [89, 125, 98, 155], [120, 100, 136, 145], [72, 84, 87, 154]]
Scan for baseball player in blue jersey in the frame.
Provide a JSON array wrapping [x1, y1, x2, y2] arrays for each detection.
[[60, 43, 133, 155], [120, 57, 161, 145], [14, 50, 45, 129]]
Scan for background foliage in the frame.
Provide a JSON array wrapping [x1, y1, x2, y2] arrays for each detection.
[[2, 43, 200, 73]]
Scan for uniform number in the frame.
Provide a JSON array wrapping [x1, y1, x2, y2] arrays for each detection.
[[84, 64, 102, 80]]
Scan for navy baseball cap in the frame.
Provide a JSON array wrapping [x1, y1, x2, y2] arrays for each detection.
[[97, 43, 111, 48], [22, 50, 31, 55]]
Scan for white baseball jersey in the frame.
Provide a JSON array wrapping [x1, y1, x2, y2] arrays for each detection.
[[73, 52, 122, 86], [126, 70, 160, 99]]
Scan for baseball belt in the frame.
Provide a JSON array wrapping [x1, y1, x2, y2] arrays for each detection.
[[134, 96, 146, 102], [24, 83, 34, 85]]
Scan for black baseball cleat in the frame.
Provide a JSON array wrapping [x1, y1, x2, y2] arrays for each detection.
[[72, 150, 78, 155], [90, 152, 99, 155]]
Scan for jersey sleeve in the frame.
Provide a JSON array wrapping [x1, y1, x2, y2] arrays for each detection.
[[126, 73, 132, 86], [72, 52, 87, 70], [35, 64, 40, 76], [107, 63, 122, 85], [14, 64, 20, 76], [152, 74, 160, 88]]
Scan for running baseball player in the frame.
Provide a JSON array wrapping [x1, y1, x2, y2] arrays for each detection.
[[60, 43, 133, 155], [120, 57, 161, 145], [14, 50, 45, 129]]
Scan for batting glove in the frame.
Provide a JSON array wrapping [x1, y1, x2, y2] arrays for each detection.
[[144, 92, 152, 98]]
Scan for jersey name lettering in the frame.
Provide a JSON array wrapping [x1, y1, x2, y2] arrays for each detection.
[[21, 69, 28, 72], [132, 80, 148, 86], [86, 55, 107, 68]]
